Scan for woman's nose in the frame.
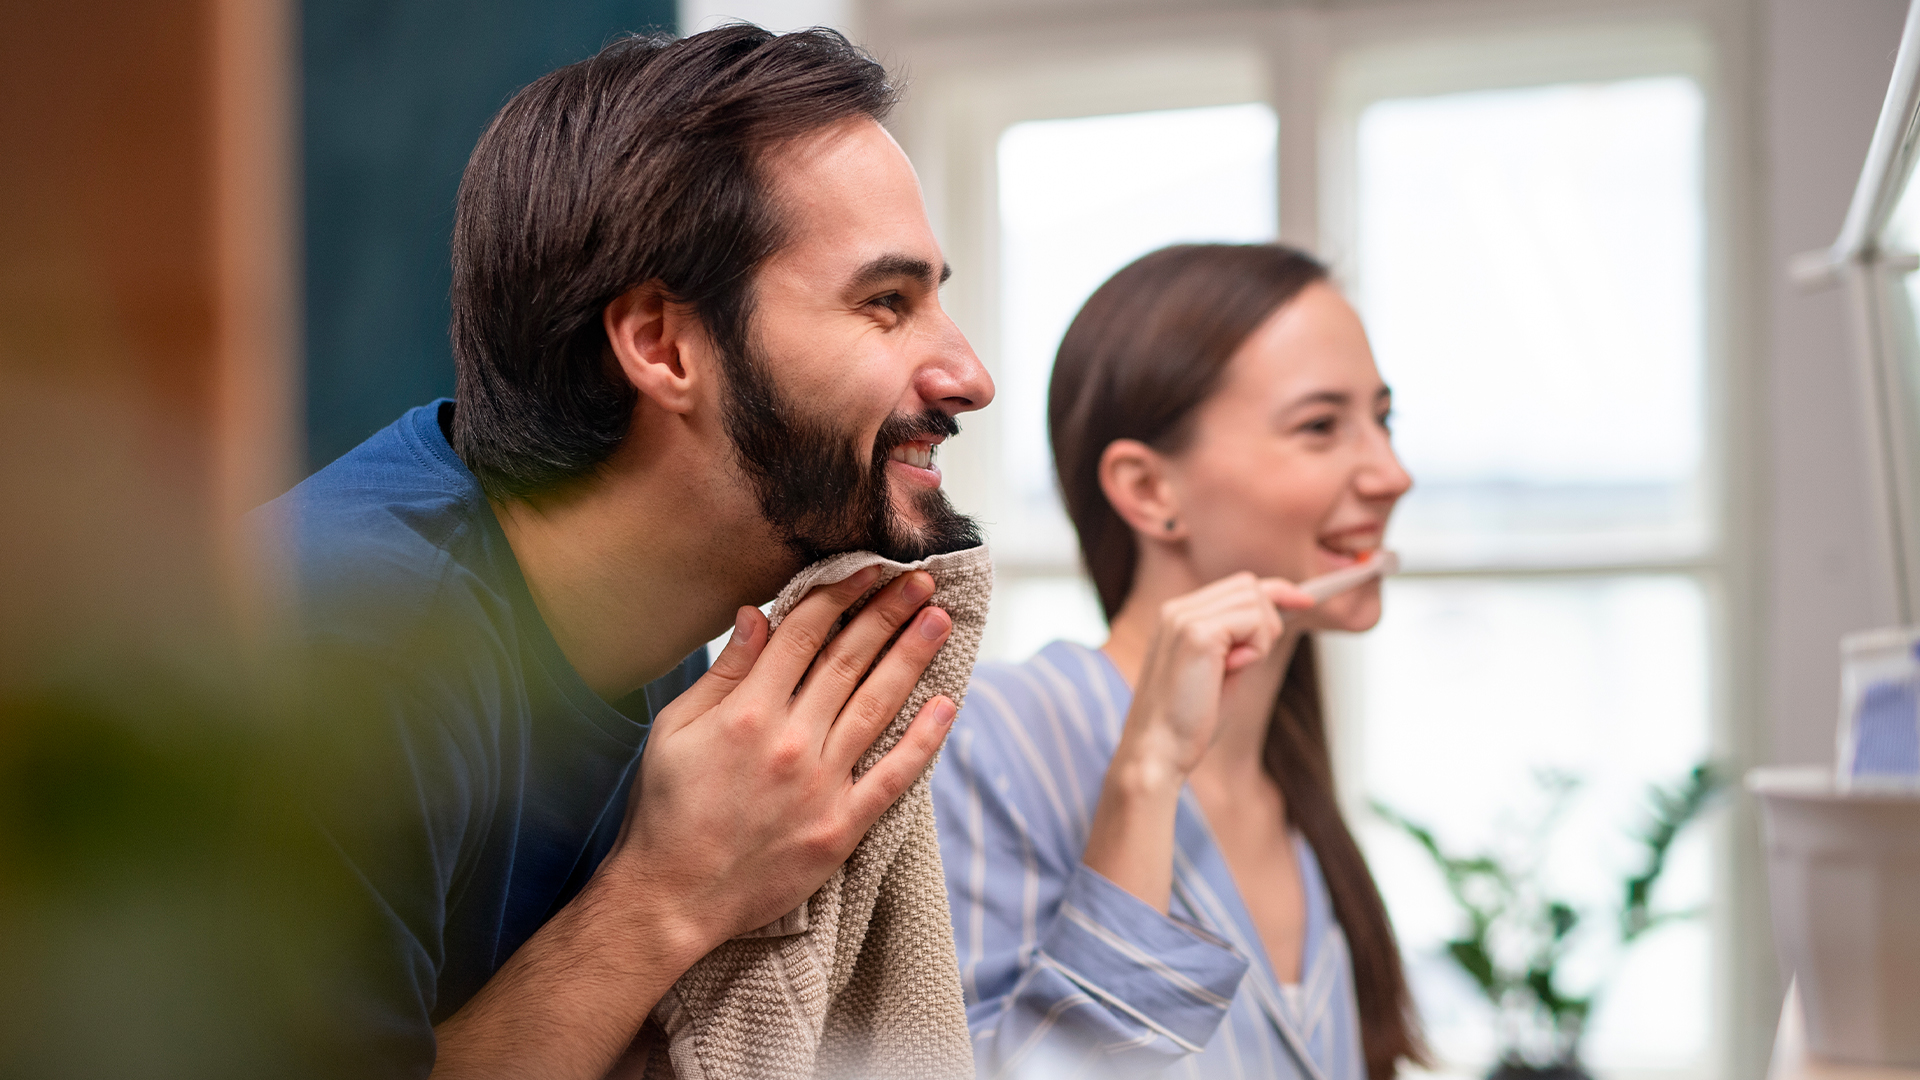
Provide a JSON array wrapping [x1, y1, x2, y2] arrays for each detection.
[[1356, 429, 1413, 501]]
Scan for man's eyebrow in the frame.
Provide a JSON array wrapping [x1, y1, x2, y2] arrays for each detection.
[[845, 254, 952, 294]]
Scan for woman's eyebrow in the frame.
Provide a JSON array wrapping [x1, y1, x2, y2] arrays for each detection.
[[1286, 389, 1352, 410]]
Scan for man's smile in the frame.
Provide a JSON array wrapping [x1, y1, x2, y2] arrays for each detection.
[[886, 435, 944, 487]]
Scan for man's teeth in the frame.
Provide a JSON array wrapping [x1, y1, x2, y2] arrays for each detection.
[[890, 443, 934, 469]]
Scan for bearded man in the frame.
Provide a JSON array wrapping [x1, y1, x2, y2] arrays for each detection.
[[262, 26, 992, 1078]]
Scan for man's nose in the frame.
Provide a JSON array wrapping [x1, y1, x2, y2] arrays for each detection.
[[914, 315, 994, 415]]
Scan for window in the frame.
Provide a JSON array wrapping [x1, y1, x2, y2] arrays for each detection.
[[890, 12, 1744, 1076], [1354, 78, 1708, 567], [1861, 134, 1920, 618], [1323, 35, 1719, 1078], [987, 102, 1278, 660], [900, 47, 1277, 663]]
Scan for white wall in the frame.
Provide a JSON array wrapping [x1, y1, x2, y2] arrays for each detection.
[[1761, 0, 1908, 768], [677, 0, 852, 34]]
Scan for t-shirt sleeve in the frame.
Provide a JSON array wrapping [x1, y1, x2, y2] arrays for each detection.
[[296, 641, 704, 1078], [293, 640, 496, 1079]]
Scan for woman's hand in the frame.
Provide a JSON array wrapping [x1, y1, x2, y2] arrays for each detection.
[[1082, 573, 1312, 912], [1121, 573, 1313, 778]]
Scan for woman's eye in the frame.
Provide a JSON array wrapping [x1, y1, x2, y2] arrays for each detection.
[[1377, 409, 1394, 432], [1300, 415, 1338, 436]]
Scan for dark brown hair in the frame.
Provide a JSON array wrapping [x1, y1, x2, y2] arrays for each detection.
[[448, 26, 896, 498], [1049, 243, 1427, 1080]]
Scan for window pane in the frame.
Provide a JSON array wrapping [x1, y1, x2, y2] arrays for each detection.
[[995, 104, 1277, 566], [1355, 78, 1708, 567], [978, 574, 1108, 664], [1339, 574, 1712, 1072]]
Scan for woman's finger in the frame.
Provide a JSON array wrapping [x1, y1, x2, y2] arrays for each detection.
[[1223, 643, 1263, 672], [1172, 592, 1282, 658], [1260, 577, 1316, 611]]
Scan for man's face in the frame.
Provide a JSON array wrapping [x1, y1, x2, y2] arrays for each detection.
[[721, 119, 994, 564]]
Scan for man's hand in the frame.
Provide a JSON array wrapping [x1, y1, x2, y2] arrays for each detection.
[[614, 565, 955, 945], [431, 567, 953, 1079]]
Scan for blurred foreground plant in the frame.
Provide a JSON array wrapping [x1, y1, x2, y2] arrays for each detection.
[[1372, 763, 1720, 1080]]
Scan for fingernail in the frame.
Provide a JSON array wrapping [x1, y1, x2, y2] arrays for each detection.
[[902, 572, 934, 604], [733, 607, 753, 642], [932, 698, 957, 726], [918, 607, 949, 640]]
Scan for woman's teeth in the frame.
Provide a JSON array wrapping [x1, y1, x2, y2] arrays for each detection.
[[889, 443, 934, 469]]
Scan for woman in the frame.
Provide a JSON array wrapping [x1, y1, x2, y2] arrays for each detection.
[[932, 244, 1425, 1080]]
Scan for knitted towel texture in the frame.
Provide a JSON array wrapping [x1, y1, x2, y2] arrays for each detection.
[[642, 545, 991, 1080]]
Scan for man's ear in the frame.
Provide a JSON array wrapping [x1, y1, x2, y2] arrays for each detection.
[[1098, 439, 1185, 541], [604, 282, 706, 416]]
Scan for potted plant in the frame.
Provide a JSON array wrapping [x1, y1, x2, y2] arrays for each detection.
[[1373, 763, 1719, 1080]]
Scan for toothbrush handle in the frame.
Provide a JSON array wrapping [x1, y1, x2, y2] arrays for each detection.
[[1297, 551, 1400, 604]]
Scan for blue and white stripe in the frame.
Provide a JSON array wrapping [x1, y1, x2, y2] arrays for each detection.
[[932, 640, 1368, 1080]]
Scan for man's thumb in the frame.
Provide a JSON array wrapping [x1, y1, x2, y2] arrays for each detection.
[[657, 607, 764, 727]]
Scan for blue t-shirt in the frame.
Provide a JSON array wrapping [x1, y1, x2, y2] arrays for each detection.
[[256, 401, 705, 1076]]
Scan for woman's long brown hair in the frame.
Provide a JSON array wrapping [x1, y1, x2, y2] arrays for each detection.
[[1049, 243, 1427, 1080]]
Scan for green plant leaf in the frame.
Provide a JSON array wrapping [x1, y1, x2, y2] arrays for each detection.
[[1620, 762, 1722, 943], [1448, 938, 1499, 995], [1548, 901, 1579, 940]]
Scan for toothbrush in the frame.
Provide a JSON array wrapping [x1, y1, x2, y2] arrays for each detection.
[[1296, 550, 1400, 604]]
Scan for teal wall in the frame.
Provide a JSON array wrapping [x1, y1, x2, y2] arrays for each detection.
[[302, 0, 678, 472]]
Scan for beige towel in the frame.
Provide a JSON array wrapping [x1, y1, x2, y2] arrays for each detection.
[[641, 545, 990, 1080]]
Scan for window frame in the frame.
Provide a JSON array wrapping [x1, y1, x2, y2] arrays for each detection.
[[1317, 25, 1730, 1080]]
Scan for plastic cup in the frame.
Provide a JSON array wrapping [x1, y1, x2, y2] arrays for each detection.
[[1750, 766, 1920, 1066]]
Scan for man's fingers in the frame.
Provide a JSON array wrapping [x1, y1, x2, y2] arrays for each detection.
[[793, 571, 935, 722], [653, 607, 767, 732], [822, 605, 950, 769], [846, 695, 956, 825], [743, 566, 882, 698]]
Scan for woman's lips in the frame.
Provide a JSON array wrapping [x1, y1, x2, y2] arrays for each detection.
[[1315, 530, 1382, 570]]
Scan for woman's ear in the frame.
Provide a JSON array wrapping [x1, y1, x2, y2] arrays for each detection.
[[1098, 439, 1185, 541], [604, 282, 708, 416]]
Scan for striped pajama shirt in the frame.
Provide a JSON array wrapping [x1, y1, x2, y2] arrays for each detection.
[[932, 640, 1368, 1080]]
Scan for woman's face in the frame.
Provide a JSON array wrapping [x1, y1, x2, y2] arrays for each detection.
[[1166, 281, 1411, 632]]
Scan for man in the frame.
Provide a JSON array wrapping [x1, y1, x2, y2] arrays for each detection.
[[267, 26, 993, 1078]]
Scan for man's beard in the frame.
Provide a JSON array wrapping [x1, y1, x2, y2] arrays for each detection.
[[719, 339, 982, 565]]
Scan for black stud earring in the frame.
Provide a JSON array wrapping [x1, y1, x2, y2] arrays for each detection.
[[1164, 519, 1177, 532]]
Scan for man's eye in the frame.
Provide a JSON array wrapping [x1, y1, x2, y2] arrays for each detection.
[[868, 292, 904, 312]]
